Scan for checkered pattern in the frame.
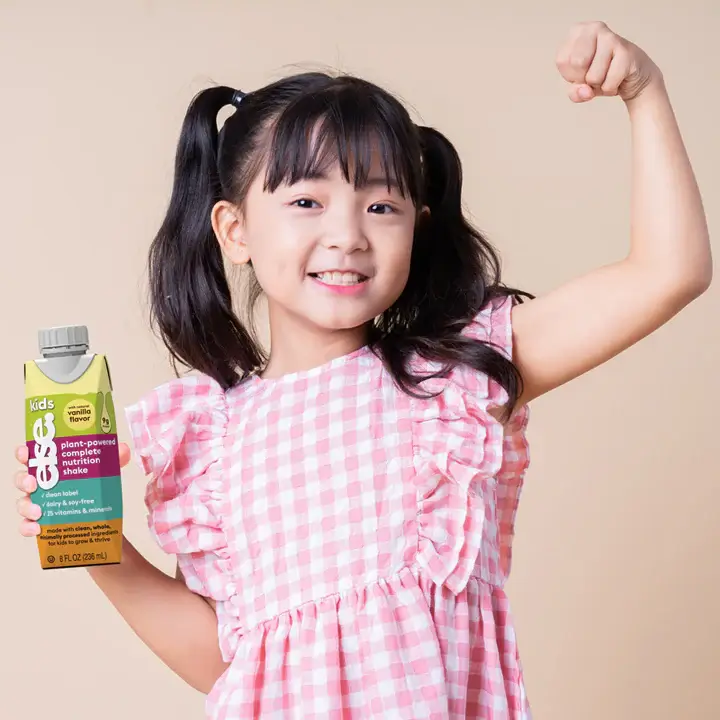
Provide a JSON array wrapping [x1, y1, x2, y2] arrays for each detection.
[[125, 295, 532, 719]]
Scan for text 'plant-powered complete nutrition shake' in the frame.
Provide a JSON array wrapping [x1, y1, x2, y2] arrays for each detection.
[[25, 326, 123, 569]]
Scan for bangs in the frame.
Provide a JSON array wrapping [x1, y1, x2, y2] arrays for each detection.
[[262, 81, 422, 202]]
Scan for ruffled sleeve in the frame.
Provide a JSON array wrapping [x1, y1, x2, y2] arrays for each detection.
[[452, 293, 518, 406], [124, 374, 234, 602], [410, 295, 524, 594]]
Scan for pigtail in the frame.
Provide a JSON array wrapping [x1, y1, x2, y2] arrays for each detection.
[[417, 125, 532, 313], [148, 86, 264, 389], [377, 125, 532, 416]]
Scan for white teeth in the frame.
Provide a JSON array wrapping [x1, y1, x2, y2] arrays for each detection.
[[315, 272, 365, 285]]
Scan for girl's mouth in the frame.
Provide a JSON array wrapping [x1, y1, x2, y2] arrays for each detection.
[[308, 271, 370, 295], [308, 271, 368, 286]]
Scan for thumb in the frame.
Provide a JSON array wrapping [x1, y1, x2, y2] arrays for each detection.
[[119, 442, 132, 469], [568, 83, 596, 103]]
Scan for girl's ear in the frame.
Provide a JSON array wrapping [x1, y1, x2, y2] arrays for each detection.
[[211, 200, 250, 265]]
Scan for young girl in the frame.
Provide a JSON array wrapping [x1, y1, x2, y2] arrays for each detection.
[[15, 21, 711, 720]]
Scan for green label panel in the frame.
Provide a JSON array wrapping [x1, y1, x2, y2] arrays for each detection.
[[33, 476, 123, 526], [25, 391, 117, 441]]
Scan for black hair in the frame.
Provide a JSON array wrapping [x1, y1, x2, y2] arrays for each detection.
[[148, 72, 533, 416]]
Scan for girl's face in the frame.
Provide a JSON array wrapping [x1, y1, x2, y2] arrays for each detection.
[[217, 158, 417, 346]]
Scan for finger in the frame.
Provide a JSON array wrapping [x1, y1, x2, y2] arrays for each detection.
[[15, 444, 28, 466], [568, 83, 596, 103], [584, 29, 615, 88], [600, 46, 630, 96], [119, 442, 131, 469], [16, 496, 42, 521], [557, 26, 599, 85], [19, 519, 41, 537], [14, 470, 37, 494]]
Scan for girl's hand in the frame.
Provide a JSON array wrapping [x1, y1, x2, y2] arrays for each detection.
[[14, 442, 132, 537], [555, 21, 663, 104]]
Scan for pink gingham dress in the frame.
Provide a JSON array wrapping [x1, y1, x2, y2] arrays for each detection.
[[125, 295, 532, 719]]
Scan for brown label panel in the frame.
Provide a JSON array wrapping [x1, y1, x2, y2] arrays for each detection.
[[37, 518, 123, 569]]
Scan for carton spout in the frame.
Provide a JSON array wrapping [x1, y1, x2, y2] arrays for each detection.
[[39, 326, 89, 358]]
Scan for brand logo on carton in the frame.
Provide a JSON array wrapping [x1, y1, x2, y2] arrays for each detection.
[[29, 412, 59, 490], [30, 397, 55, 412]]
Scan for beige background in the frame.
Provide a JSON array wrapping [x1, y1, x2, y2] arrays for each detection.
[[1, 1, 717, 718]]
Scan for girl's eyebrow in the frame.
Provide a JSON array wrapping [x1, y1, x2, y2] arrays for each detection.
[[364, 177, 401, 192], [302, 170, 401, 192]]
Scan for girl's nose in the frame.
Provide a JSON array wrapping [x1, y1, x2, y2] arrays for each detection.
[[321, 219, 369, 253]]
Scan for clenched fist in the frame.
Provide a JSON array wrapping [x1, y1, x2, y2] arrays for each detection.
[[556, 21, 663, 103]]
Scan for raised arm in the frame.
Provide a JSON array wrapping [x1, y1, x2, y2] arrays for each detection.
[[511, 22, 712, 407]]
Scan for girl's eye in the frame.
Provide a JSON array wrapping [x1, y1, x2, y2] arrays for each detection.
[[291, 198, 321, 209], [368, 203, 396, 215]]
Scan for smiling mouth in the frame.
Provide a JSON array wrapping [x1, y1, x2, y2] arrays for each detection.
[[308, 271, 369, 286]]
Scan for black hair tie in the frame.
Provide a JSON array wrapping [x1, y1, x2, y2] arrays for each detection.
[[231, 89, 246, 108]]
